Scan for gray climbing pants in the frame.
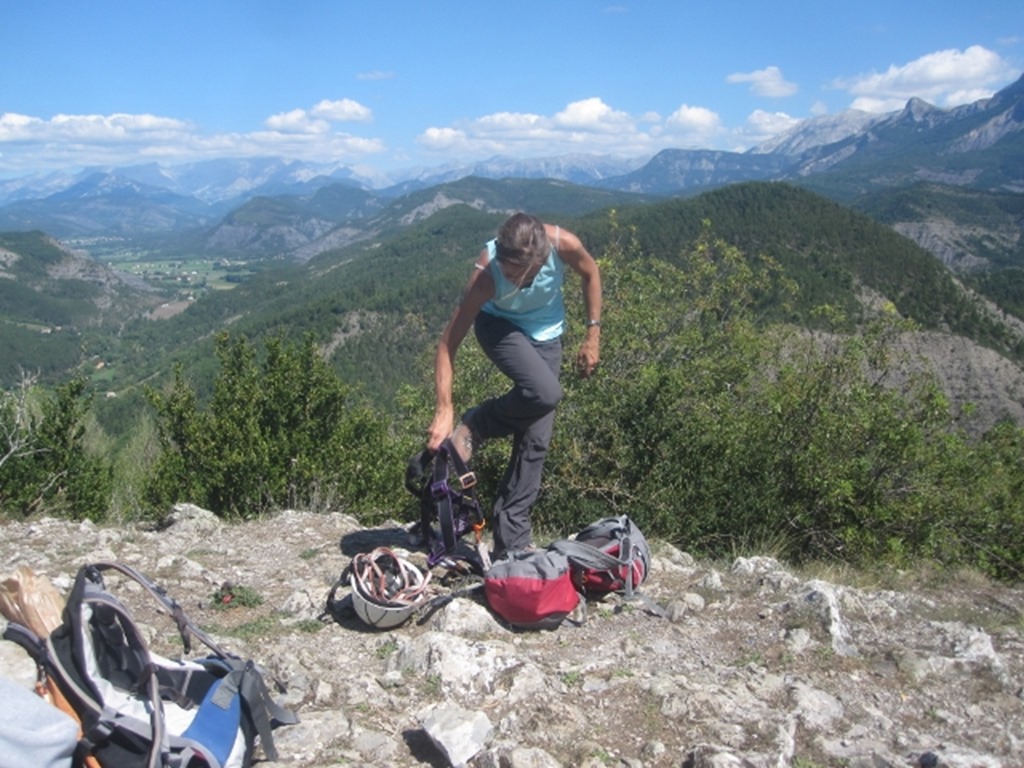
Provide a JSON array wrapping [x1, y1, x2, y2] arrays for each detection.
[[465, 311, 563, 553]]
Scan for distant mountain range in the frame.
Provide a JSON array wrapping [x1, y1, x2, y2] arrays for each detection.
[[1, 74, 1020, 240]]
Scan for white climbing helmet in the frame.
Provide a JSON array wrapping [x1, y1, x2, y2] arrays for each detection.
[[348, 547, 432, 629]]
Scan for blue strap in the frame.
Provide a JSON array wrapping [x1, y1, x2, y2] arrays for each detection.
[[180, 673, 242, 766]]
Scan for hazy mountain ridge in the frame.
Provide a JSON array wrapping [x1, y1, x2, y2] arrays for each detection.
[[1, 73, 1019, 213], [199, 177, 655, 262], [621, 74, 1024, 202], [391, 152, 649, 192], [0, 172, 216, 236], [790, 76, 1024, 199], [0, 73, 1019, 253], [0, 74, 1021, 251], [597, 149, 793, 195], [749, 109, 884, 155]]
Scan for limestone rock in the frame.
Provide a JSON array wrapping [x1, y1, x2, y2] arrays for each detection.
[[1, 508, 1021, 767]]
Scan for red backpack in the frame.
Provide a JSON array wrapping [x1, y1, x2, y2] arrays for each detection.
[[483, 516, 657, 631], [550, 515, 651, 598], [483, 549, 581, 631]]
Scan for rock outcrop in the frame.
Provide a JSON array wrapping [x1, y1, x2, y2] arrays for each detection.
[[1, 504, 1021, 767]]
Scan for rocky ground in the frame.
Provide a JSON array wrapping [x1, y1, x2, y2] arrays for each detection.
[[1, 505, 1022, 768]]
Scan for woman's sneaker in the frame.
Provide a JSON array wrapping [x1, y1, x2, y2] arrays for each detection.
[[451, 421, 474, 464]]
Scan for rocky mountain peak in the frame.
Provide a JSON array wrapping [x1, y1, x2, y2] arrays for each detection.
[[750, 109, 881, 156], [985, 72, 1024, 109], [899, 97, 940, 123]]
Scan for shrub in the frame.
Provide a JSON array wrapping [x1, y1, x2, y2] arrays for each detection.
[[0, 376, 113, 521], [533, 218, 1023, 580], [144, 332, 411, 521]]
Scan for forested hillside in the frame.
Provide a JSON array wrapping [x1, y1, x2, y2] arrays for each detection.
[[5, 181, 1023, 422], [579, 183, 1024, 357], [0, 231, 165, 382], [854, 182, 1024, 272]]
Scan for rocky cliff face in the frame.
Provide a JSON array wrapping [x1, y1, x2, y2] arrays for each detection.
[[1, 505, 1022, 768]]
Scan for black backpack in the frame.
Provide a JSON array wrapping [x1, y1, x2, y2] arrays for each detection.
[[3, 561, 297, 768]]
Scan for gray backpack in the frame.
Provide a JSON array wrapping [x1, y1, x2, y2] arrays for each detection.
[[3, 561, 298, 768], [550, 515, 651, 598]]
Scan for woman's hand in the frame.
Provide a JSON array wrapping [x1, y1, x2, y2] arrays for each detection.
[[576, 330, 600, 378], [426, 406, 454, 452]]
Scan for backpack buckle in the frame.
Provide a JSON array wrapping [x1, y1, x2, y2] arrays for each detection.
[[455, 471, 476, 490]]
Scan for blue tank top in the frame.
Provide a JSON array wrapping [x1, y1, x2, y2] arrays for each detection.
[[481, 238, 566, 341]]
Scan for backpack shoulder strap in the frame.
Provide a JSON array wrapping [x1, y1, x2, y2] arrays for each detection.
[[431, 441, 458, 554], [88, 562, 233, 659], [221, 659, 299, 761], [66, 569, 168, 768], [2, 621, 45, 663], [549, 538, 667, 618], [548, 537, 644, 602], [548, 538, 632, 571]]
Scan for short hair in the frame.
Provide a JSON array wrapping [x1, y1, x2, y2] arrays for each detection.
[[495, 213, 549, 268]]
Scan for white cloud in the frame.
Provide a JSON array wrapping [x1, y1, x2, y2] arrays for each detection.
[[418, 126, 471, 152], [415, 97, 731, 160], [418, 99, 641, 157], [310, 98, 373, 122], [736, 109, 801, 145], [726, 66, 798, 98], [666, 104, 721, 131], [0, 100, 384, 176], [835, 45, 1018, 112], [0, 112, 191, 143], [663, 104, 724, 147], [266, 99, 373, 133], [553, 98, 633, 131], [475, 111, 545, 134], [0, 113, 46, 141], [265, 109, 330, 134]]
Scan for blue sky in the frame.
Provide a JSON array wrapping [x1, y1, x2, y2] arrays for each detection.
[[1, 0, 1021, 181]]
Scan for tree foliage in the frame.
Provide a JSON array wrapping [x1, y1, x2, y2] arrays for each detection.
[[535, 216, 1024, 580], [144, 332, 412, 520], [0, 376, 112, 520]]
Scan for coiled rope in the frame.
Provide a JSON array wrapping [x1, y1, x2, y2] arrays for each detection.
[[350, 547, 431, 606]]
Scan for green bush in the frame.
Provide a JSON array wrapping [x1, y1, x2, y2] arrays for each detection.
[[0, 377, 113, 521], [532, 218, 1023, 580], [144, 332, 412, 521]]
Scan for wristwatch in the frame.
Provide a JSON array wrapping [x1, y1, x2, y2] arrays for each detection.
[[586, 319, 601, 328]]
